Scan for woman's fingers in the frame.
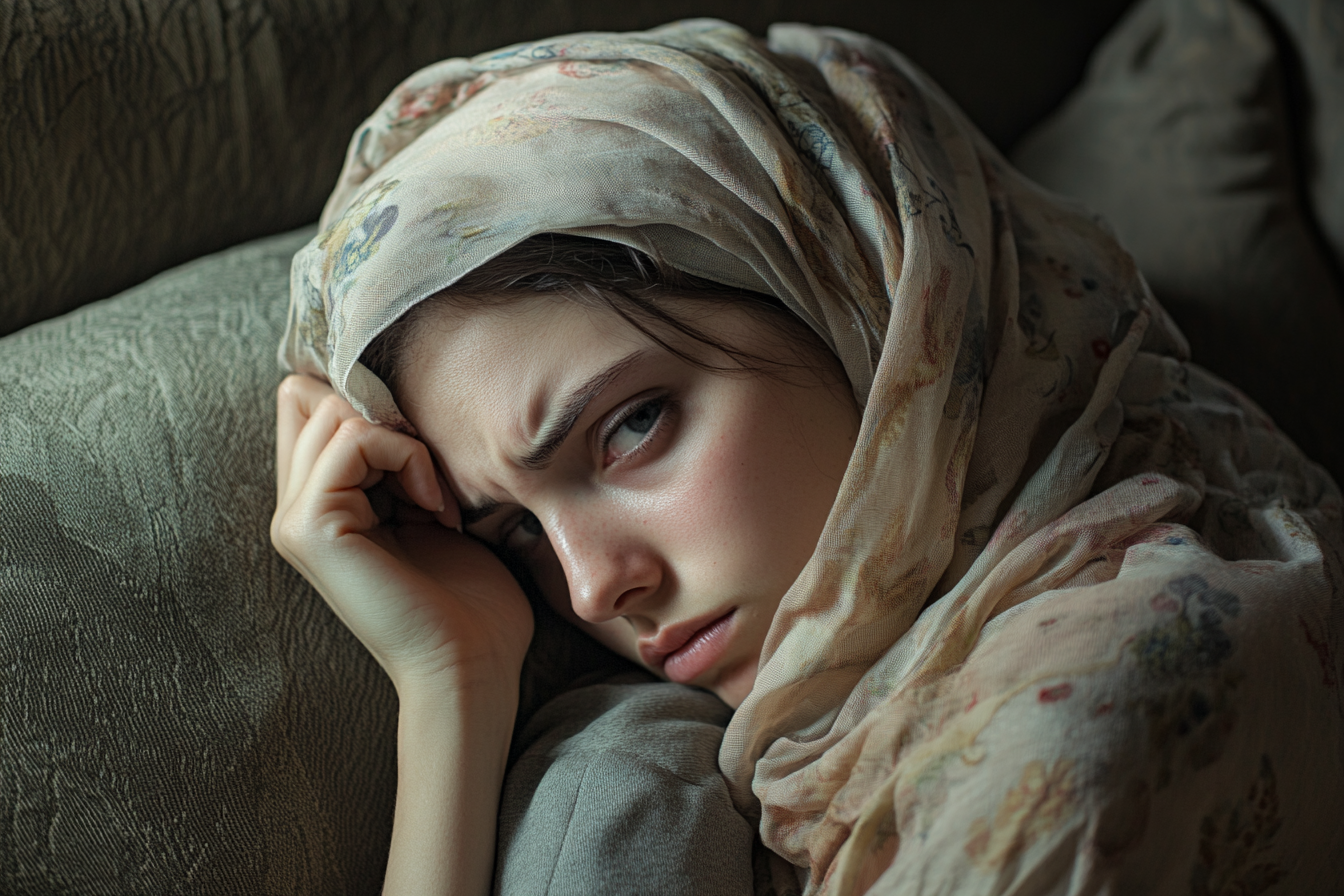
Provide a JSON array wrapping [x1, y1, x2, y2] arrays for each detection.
[[384, 470, 414, 505], [276, 373, 448, 541], [382, 471, 434, 525], [307, 417, 443, 515], [283, 393, 359, 508], [277, 374, 347, 499], [433, 468, 463, 531], [385, 469, 456, 526]]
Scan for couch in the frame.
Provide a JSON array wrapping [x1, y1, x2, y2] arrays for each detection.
[[3, 0, 1340, 892]]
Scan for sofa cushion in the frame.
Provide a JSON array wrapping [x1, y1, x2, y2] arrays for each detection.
[[1012, 0, 1344, 484], [0, 228, 644, 894], [1258, 0, 1344, 275], [0, 227, 397, 893]]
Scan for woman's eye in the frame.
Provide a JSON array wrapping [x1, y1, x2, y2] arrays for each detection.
[[607, 398, 664, 460], [503, 510, 545, 554]]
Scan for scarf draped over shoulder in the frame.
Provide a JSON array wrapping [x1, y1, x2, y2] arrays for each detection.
[[281, 20, 1344, 894]]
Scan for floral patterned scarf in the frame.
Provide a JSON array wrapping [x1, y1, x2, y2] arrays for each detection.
[[281, 19, 1344, 894]]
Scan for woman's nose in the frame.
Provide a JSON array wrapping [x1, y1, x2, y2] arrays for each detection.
[[546, 510, 662, 624]]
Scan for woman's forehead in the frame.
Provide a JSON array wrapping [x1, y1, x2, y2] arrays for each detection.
[[408, 295, 641, 392], [396, 298, 650, 462]]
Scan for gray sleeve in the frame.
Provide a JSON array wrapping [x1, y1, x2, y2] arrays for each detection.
[[496, 677, 756, 896]]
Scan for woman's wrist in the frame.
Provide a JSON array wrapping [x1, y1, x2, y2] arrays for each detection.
[[391, 654, 523, 715], [382, 664, 520, 896]]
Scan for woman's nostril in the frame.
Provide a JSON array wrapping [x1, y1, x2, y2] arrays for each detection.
[[565, 560, 658, 623], [611, 586, 644, 615]]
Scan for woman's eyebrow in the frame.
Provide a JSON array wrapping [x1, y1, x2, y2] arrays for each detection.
[[519, 349, 646, 471]]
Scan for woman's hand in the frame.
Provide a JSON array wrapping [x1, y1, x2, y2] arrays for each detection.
[[271, 373, 534, 695], [273, 373, 531, 896]]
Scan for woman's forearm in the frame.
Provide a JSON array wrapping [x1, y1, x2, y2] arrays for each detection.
[[382, 678, 518, 896]]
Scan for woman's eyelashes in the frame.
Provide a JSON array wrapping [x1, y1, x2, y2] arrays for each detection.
[[499, 394, 677, 557], [600, 394, 674, 466], [502, 509, 545, 555]]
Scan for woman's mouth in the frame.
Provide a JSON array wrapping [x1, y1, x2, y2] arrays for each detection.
[[640, 610, 737, 685]]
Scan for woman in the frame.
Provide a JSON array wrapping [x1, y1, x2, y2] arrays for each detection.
[[272, 19, 1344, 896]]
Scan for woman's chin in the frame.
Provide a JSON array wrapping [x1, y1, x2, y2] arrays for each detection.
[[711, 656, 759, 709]]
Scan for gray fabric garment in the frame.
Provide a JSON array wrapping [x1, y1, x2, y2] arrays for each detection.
[[498, 676, 759, 896], [0, 227, 691, 893], [0, 0, 1136, 338], [1012, 0, 1344, 485]]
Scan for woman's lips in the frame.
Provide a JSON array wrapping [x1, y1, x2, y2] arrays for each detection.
[[639, 610, 736, 685]]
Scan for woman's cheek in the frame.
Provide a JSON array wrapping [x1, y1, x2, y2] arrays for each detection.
[[666, 419, 754, 551], [673, 408, 790, 582]]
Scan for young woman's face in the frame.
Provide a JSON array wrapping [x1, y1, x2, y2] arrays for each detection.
[[396, 295, 860, 708]]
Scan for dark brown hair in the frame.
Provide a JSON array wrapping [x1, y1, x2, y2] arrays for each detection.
[[359, 233, 836, 397]]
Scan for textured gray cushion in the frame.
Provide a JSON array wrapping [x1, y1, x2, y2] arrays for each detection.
[[1, 228, 399, 893], [0, 227, 652, 893], [497, 677, 760, 896], [1012, 0, 1344, 484], [0, 227, 395, 892], [1, 0, 1136, 337]]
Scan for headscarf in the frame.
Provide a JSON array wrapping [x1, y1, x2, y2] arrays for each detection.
[[282, 20, 1344, 894]]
